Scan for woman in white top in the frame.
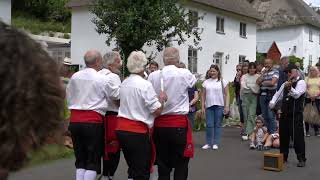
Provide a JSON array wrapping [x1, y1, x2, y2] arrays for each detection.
[[201, 65, 229, 150], [240, 62, 260, 141], [115, 51, 167, 180]]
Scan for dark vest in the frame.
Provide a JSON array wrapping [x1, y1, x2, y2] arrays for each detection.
[[281, 79, 305, 114]]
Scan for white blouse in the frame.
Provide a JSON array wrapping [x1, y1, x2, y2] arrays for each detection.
[[118, 74, 162, 128], [202, 78, 228, 108]]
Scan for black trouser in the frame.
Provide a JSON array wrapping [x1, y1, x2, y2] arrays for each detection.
[[103, 151, 120, 177], [116, 130, 151, 180], [279, 112, 306, 162], [69, 122, 104, 171], [153, 127, 189, 180]]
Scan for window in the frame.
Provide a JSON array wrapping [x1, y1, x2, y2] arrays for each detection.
[[65, 51, 71, 58], [188, 48, 197, 73], [309, 55, 313, 66], [213, 52, 223, 70], [239, 55, 246, 64], [309, 29, 313, 42], [216, 17, 224, 33], [240, 22, 247, 37], [189, 10, 198, 28]]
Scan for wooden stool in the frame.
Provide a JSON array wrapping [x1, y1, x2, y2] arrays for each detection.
[[263, 152, 283, 171]]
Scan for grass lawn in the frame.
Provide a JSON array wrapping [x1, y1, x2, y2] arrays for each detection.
[[27, 144, 74, 167]]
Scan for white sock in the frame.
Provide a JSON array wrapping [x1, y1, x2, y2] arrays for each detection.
[[84, 170, 97, 180], [76, 169, 85, 180], [103, 176, 110, 180]]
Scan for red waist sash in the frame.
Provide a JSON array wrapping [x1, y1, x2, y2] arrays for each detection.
[[70, 110, 103, 123], [115, 117, 156, 172], [104, 114, 120, 160], [154, 115, 194, 158]]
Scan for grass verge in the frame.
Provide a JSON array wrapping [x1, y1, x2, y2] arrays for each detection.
[[27, 144, 74, 167]]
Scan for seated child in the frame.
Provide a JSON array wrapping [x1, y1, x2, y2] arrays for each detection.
[[249, 116, 268, 150], [263, 121, 280, 150]]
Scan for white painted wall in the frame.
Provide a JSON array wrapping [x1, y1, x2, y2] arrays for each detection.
[[257, 25, 320, 70], [0, 0, 11, 24], [71, 5, 257, 81], [302, 25, 320, 67]]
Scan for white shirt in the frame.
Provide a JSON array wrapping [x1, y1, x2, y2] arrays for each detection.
[[270, 77, 306, 108], [98, 68, 121, 112], [118, 74, 162, 128], [202, 78, 228, 108], [66, 68, 119, 115], [148, 65, 197, 115]]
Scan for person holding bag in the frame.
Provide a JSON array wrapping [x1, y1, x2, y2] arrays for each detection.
[[304, 66, 320, 136], [201, 65, 229, 150]]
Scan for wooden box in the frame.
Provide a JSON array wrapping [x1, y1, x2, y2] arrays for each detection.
[[263, 152, 284, 171]]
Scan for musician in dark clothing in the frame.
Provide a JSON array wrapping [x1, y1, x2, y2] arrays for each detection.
[[269, 64, 307, 167]]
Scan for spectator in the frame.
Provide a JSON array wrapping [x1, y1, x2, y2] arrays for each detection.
[[201, 65, 229, 150], [249, 116, 268, 150], [256, 59, 279, 134], [277, 56, 289, 90], [264, 121, 280, 150], [233, 65, 245, 134], [304, 66, 320, 137], [295, 61, 305, 80], [0, 21, 64, 179], [240, 62, 260, 140]]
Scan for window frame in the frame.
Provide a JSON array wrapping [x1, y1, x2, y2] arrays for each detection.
[[216, 16, 225, 34], [188, 48, 198, 73], [240, 22, 247, 38]]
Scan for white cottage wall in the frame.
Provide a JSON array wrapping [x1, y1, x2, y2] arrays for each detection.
[[0, 0, 11, 24], [71, 5, 257, 81]]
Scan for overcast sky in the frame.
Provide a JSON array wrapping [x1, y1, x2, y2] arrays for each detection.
[[304, 0, 320, 6]]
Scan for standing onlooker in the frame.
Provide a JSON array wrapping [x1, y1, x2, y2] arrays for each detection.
[[240, 62, 260, 140], [277, 56, 289, 90], [201, 65, 229, 150], [304, 66, 320, 137], [295, 62, 305, 80], [257, 59, 279, 134], [177, 62, 199, 129], [255, 61, 264, 116], [316, 62, 320, 72], [233, 65, 244, 133]]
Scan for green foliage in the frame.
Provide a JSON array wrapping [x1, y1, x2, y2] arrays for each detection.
[[27, 144, 74, 167], [91, 0, 203, 76], [13, 0, 71, 22], [63, 33, 71, 39], [12, 14, 71, 34], [256, 52, 266, 63], [289, 55, 304, 70]]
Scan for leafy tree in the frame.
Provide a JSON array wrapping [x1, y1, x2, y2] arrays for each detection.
[[256, 52, 266, 63], [91, 0, 203, 75]]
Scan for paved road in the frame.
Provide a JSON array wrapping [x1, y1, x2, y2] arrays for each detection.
[[9, 127, 320, 180]]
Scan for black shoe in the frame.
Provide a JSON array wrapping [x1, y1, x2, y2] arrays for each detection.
[[297, 160, 306, 167]]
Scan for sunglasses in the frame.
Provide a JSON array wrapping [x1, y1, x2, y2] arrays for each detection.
[[236, 69, 241, 71]]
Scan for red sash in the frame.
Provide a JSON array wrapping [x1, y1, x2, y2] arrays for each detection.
[[70, 110, 103, 123], [116, 117, 156, 172], [104, 115, 120, 160], [154, 115, 194, 158]]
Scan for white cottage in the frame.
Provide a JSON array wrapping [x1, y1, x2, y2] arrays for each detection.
[[67, 0, 261, 81], [0, 0, 11, 24], [249, 0, 320, 70]]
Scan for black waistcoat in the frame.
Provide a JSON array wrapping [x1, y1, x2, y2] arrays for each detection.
[[281, 80, 305, 114]]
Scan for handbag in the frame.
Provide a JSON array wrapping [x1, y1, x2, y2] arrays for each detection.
[[303, 101, 320, 125], [230, 99, 240, 119], [220, 78, 230, 119]]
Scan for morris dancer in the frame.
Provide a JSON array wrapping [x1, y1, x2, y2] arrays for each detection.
[[116, 51, 167, 180], [99, 51, 122, 180], [67, 49, 119, 180], [148, 47, 197, 180]]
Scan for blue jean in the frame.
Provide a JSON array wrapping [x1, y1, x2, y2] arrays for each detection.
[[187, 112, 196, 129], [260, 95, 276, 133], [205, 105, 224, 145]]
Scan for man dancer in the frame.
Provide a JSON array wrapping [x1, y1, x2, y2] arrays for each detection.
[[148, 47, 197, 180], [67, 49, 119, 180], [270, 64, 307, 167], [99, 51, 122, 180]]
